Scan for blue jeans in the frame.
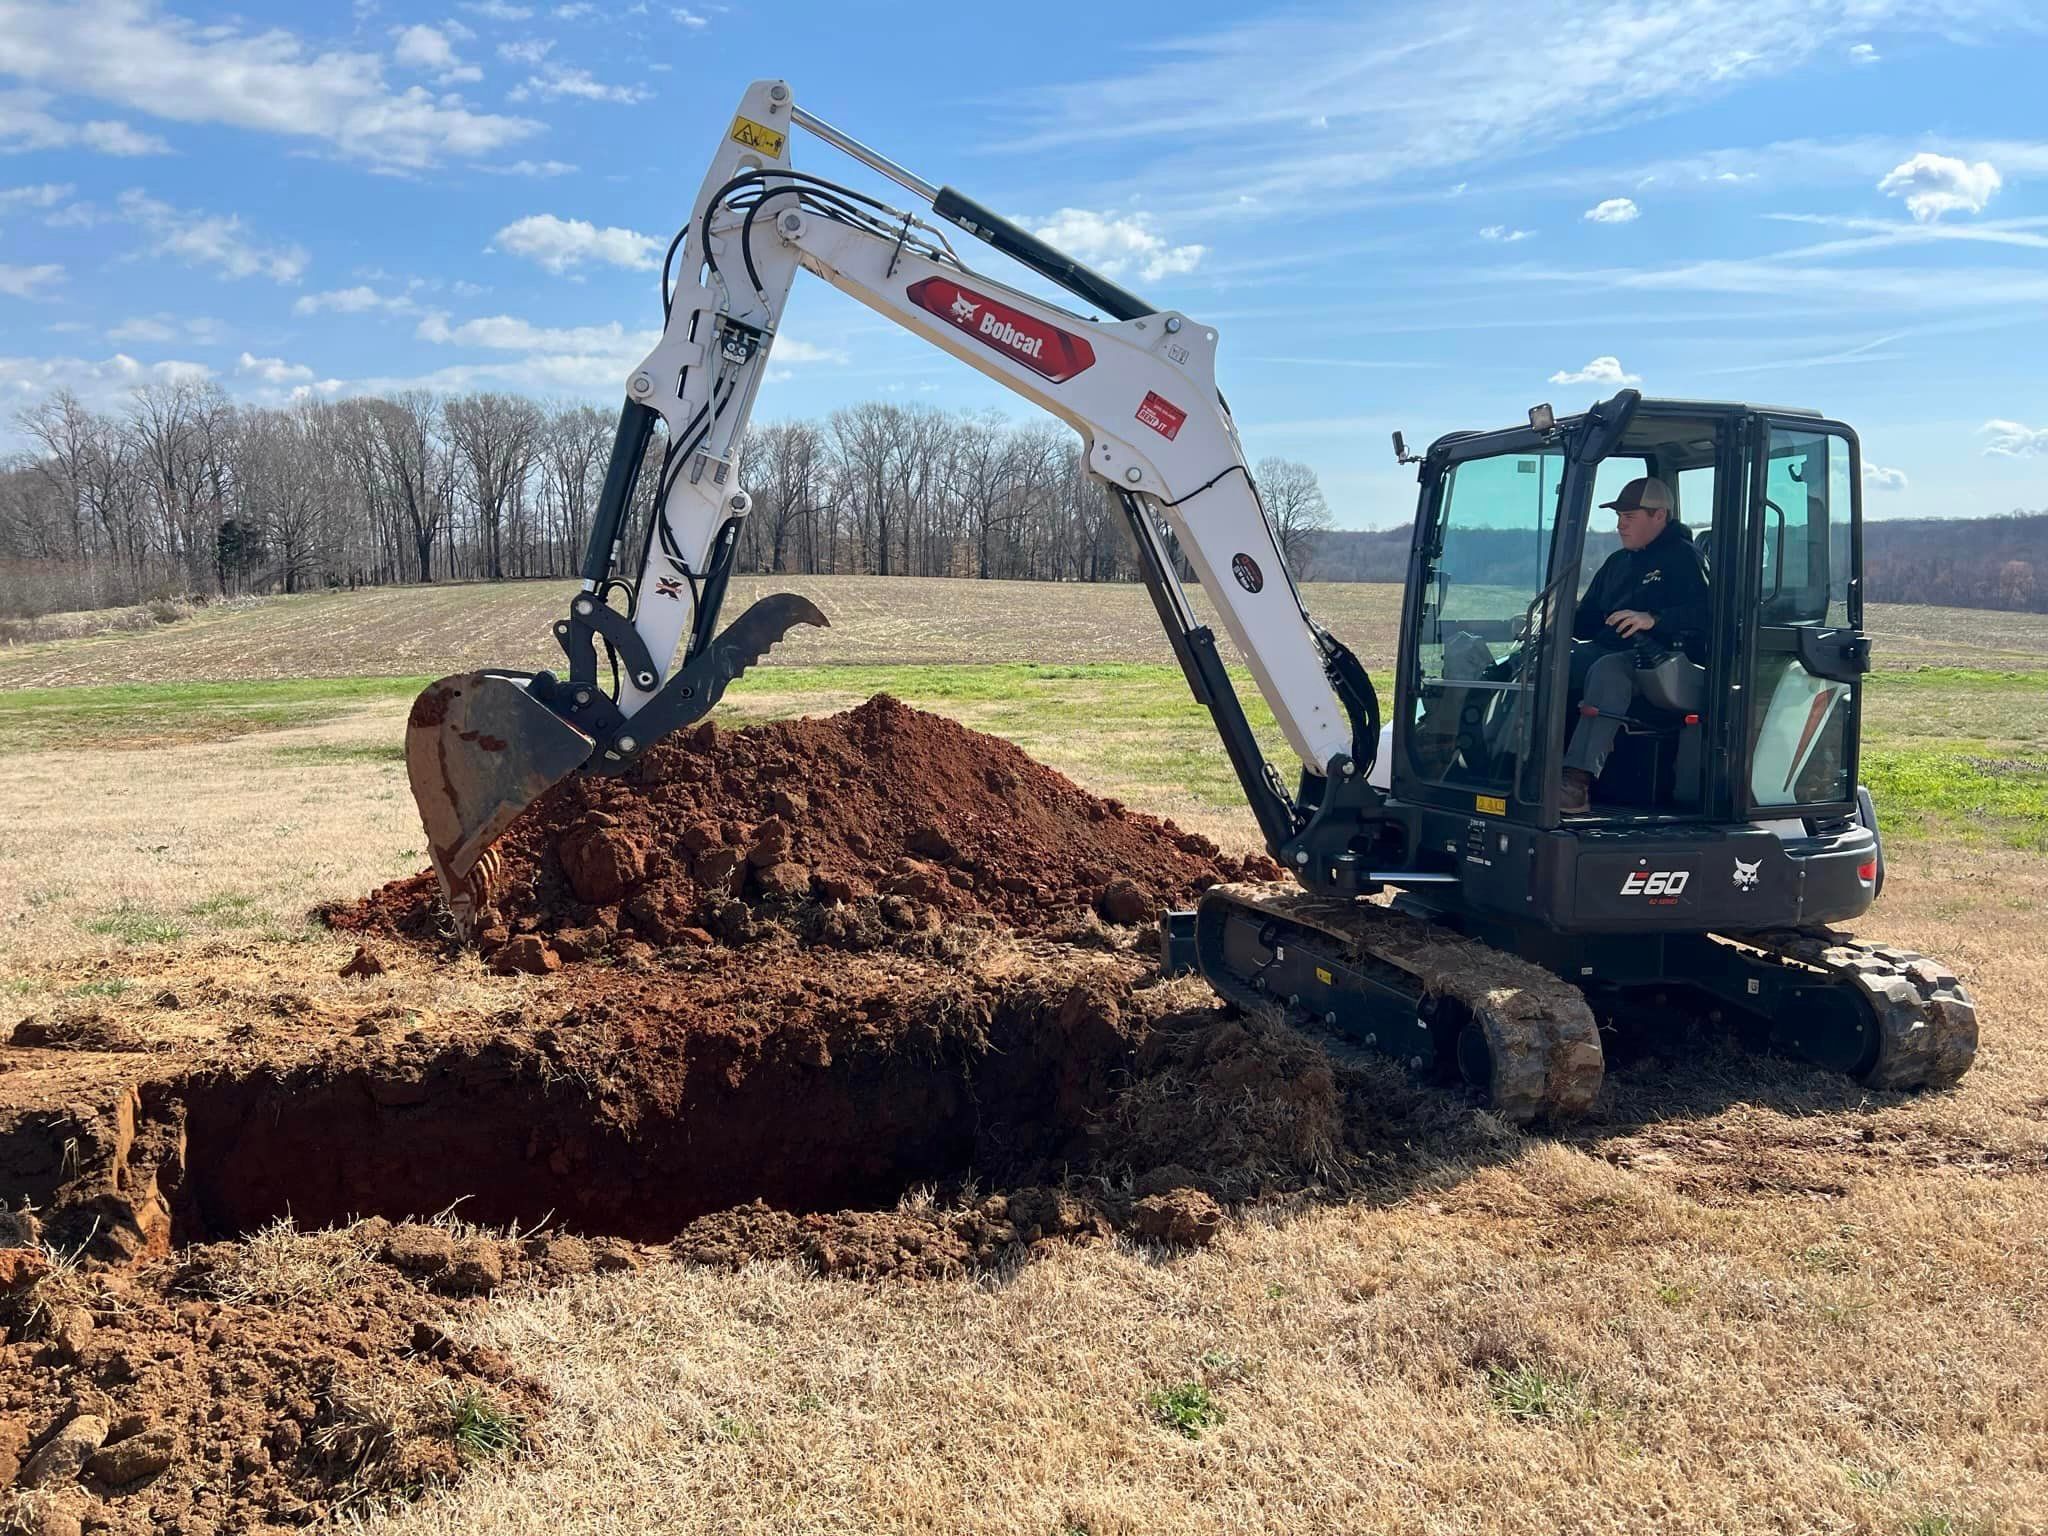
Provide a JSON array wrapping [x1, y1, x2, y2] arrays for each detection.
[[1563, 644, 1635, 776]]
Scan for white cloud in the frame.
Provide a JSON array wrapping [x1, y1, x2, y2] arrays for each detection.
[[513, 64, 649, 104], [118, 190, 308, 283], [106, 315, 173, 341], [0, 261, 61, 297], [77, 119, 170, 155], [1863, 462, 1908, 491], [1479, 224, 1532, 242], [0, 0, 542, 170], [293, 284, 416, 316], [1878, 152, 2000, 222], [0, 351, 213, 412], [390, 24, 482, 85], [459, 0, 535, 18], [0, 180, 68, 211], [497, 38, 553, 64], [481, 157, 576, 176], [1549, 355, 1640, 386], [1584, 197, 1640, 224], [0, 91, 169, 156], [553, 2, 596, 16], [236, 351, 315, 384], [491, 212, 658, 272], [1980, 419, 2048, 457], [1848, 42, 1880, 64], [671, 7, 707, 24], [1028, 208, 1205, 282], [418, 311, 652, 353]]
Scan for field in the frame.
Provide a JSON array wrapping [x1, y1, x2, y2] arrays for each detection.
[[1, 578, 2045, 1536]]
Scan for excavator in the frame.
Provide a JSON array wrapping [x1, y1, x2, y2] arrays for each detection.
[[405, 79, 1977, 1123]]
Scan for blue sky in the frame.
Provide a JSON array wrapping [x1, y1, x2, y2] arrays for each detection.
[[1, 0, 2045, 527]]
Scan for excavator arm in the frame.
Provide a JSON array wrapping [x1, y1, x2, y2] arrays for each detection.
[[408, 78, 1383, 935]]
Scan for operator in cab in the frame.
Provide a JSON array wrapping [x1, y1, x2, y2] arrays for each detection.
[[1560, 476, 1710, 814]]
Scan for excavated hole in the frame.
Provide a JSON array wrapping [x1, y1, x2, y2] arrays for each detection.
[[152, 983, 1117, 1247]]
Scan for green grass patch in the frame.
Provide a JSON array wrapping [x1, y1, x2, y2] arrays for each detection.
[[269, 742, 407, 765], [1144, 1381, 1226, 1439], [441, 1386, 524, 1464], [184, 892, 263, 927], [81, 904, 185, 944], [65, 977, 130, 999], [0, 676, 431, 754], [1860, 748, 2048, 852], [1485, 1362, 1599, 1425]]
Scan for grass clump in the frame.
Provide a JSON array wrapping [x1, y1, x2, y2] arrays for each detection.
[[1145, 1381, 1225, 1439], [1485, 1361, 1598, 1425], [443, 1385, 525, 1463], [80, 904, 184, 944]]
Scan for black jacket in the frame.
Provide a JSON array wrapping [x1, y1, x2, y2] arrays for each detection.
[[1572, 521, 1710, 651]]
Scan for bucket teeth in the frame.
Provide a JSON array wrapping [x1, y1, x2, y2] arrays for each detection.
[[448, 846, 504, 937]]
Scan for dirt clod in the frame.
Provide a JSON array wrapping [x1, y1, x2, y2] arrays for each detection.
[[490, 935, 560, 976], [382, 1225, 454, 1276], [337, 944, 386, 980], [86, 1426, 178, 1486], [1131, 1188, 1226, 1248], [20, 1412, 107, 1488], [1099, 876, 1153, 925]]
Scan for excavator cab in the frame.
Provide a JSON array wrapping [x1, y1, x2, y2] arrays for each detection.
[[1394, 391, 1869, 836]]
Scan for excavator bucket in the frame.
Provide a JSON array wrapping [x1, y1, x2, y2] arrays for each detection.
[[405, 673, 594, 937]]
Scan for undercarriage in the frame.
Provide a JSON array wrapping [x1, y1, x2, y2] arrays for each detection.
[[1179, 883, 1979, 1123]]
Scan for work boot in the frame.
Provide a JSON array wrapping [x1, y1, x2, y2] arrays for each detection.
[[1560, 768, 1594, 815]]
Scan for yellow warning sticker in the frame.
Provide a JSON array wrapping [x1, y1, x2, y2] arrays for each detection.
[[1315, 966, 1333, 985], [729, 114, 786, 157], [1475, 794, 1507, 816]]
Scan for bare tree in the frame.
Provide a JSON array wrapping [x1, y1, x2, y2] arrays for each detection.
[[1255, 456, 1334, 577], [371, 392, 453, 583], [446, 393, 545, 580]]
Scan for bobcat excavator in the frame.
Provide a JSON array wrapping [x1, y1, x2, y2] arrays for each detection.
[[406, 79, 1977, 1122]]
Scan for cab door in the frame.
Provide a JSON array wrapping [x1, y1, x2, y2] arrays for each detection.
[[1739, 417, 1869, 817]]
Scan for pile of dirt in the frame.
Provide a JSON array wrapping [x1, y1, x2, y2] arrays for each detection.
[[337, 694, 1277, 971], [0, 1216, 570, 1535]]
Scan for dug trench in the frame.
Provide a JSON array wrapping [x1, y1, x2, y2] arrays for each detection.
[[2, 698, 1374, 1531]]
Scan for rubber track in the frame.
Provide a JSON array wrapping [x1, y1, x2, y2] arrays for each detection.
[[1202, 883, 1606, 1124], [1723, 928, 1979, 1090]]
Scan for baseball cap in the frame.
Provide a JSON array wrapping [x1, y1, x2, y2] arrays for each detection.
[[1600, 476, 1673, 513]]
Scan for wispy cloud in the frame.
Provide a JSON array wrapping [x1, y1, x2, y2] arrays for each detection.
[[1479, 224, 1532, 242], [293, 285, 416, 316], [512, 64, 650, 104], [974, 1, 2014, 217], [118, 190, 307, 283], [0, 0, 540, 170], [0, 89, 169, 156], [0, 260, 60, 297], [1981, 419, 2048, 457]]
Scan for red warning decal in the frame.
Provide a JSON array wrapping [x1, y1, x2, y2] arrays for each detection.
[[904, 276, 1096, 383], [1135, 390, 1187, 440]]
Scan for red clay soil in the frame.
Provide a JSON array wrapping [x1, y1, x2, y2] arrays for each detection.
[[336, 694, 1277, 969]]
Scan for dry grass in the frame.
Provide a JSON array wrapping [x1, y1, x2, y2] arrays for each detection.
[[2, 591, 2045, 1533], [3, 577, 2042, 690]]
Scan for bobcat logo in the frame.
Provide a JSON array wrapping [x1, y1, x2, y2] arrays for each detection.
[[1732, 857, 1761, 891], [949, 294, 979, 323]]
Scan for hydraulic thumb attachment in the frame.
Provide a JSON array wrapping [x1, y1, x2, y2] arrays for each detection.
[[405, 591, 827, 939]]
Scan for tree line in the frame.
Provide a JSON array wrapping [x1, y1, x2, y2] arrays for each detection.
[[0, 381, 1335, 620]]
